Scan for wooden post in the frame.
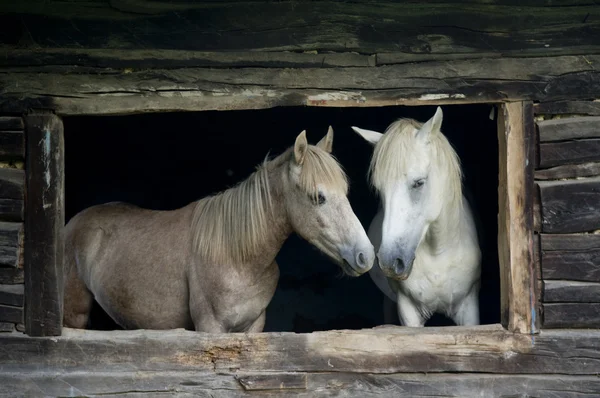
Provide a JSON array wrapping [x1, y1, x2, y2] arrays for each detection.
[[498, 101, 540, 334], [24, 113, 65, 336]]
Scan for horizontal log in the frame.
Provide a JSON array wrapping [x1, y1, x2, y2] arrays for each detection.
[[0, 222, 23, 268], [0, 56, 599, 115], [0, 131, 24, 159], [539, 139, 600, 169], [543, 303, 600, 328], [0, 322, 14, 332], [535, 162, 600, 180], [0, 268, 23, 284], [0, 304, 22, 324], [535, 101, 600, 116], [1, 371, 600, 397], [0, 1, 599, 54], [540, 234, 600, 282], [538, 177, 600, 233], [543, 281, 600, 303], [237, 373, 306, 391], [0, 284, 23, 307], [0, 117, 23, 131], [0, 168, 24, 201], [2, 325, 600, 375], [537, 116, 600, 142]]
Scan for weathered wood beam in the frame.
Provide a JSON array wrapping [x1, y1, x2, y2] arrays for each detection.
[[1, 326, 600, 375], [1, 371, 600, 397], [540, 234, 600, 282], [544, 280, 600, 303], [0, 268, 23, 284], [0, 168, 24, 222], [498, 101, 539, 334], [0, 131, 24, 159], [0, 222, 23, 268], [0, 56, 598, 115], [538, 177, 600, 233], [539, 139, 600, 169], [24, 113, 65, 337], [535, 101, 600, 116], [0, 284, 23, 307], [0, 117, 23, 131], [537, 116, 600, 142], [543, 303, 600, 328], [535, 162, 600, 180], [0, 304, 22, 324]]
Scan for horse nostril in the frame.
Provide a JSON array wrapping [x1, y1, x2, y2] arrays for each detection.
[[394, 258, 405, 272], [357, 252, 366, 267]]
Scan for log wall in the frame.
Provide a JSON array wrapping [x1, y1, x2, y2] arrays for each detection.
[[533, 100, 600, 329], [0, 116, 25, 333]]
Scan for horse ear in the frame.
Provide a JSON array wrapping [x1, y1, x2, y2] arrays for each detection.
[[351, 126, 383, 146], [417, 106, 443, 142], [316, 126, 334, 153], [294, 130, 308, 165]]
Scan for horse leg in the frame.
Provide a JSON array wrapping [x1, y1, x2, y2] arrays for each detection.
[[452, 286, 480, 326], [396, 292, 426, 327], [63, 256, 93, 329]]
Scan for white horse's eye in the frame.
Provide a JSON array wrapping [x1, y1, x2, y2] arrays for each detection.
[[317, 192, 326, 205], [412, 179, 425, 189]]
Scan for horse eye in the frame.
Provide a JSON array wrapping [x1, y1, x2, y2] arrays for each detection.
[[412, 179, 425, 189], [317, 192, 326, 205]]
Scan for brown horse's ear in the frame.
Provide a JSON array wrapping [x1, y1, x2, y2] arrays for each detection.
[[294, 130, 308, 165], [316, 126, 334, 153]]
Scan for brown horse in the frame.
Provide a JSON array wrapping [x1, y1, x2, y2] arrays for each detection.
[[63, 128, 375, 333]]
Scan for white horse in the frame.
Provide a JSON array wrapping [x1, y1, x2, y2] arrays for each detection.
[[352, 107, 481, 327]]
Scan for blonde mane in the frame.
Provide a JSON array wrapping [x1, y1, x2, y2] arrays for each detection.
[[370, 118, 463, 211], [191, 144, 348, 264]]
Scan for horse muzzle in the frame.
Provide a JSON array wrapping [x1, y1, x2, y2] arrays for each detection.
[[377, 250, 415, 281], [340, 243, 375, 276]]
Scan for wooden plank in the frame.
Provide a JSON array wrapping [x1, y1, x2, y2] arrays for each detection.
[[0, 268, 23, 284], [1, 326, 600, 375], [2, 372, 600, 397], [0, 131, 24, 159], [0, 222, 22, 268], [535, 162, 600, 180], [540, 234, 600, 282], [0, 117, 23, 131], [0, 284, 23, 307], [539, 138, 600, 168], [533, 183, 541, 232], [24, 113, 65, 337], [237, 373, 307, 391], [544, 281, 600, 303], [539, 177, 600, 233], [0, 322, 14, 332], [543, 303, 600, 328], [498, 101, 539, 334], [0, 168, 24, 222], [535, 101, 600, 116], [0, 304, 22, 324], [0, 1, 598, 54], [0, 56, 599, 115], [537, 116, 600, 142]]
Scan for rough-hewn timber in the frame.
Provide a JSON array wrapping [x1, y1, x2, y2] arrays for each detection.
[[539, 139, 600, 169], [537, 116, 600, 142], [0, 222, 22, 268], [24, 113, 65, 337], [540, 234, 600, 282], [0, 117, 23, 131], [543, 280, 600, 303], [543, 303, 600, 328], [0, 284, 23, 307], [0, 304, 22, 324], [535, 100, 600, 116], [534, 162, 600, 180], [538, 177, 600, 234], [0, 268, 23, 284]]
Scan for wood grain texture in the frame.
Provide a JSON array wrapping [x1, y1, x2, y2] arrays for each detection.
[[543, 303, 600, 328], [0, 284, 23, 307], [544, 280, 600, 303], [537, 116, 600, 142], [535, 162, 600, 180], [1, 371, 600, 397], [0, 222, 23, 268], [538, 177, 600, 233], [24, 113, 65, 337], [0, 168, 24, 222], [535, 101, 600, 116], [0, 56, 599, 115], [0, 131, 24, 159], [497, 101, 539, 334], [0, 117, 23, 131], [237, 373, 307, 391], [1, 326, 600, 375], [0, 322, 14, 332], [0, 304, 22, 324], [539, 139, 600, 168], [540, 234, 600, 282], [0, 268, 23, 284]]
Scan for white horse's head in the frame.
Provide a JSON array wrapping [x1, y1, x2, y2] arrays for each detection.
[[284, 127, 375, 276], [352, 107, 462, 280]]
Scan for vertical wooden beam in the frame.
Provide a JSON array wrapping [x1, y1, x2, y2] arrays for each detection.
[[24, 113, 65, 336], [498, 102, 540, 335]]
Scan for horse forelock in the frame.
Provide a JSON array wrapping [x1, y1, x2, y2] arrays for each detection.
[[369, 118, 463, 209], [298, 145, 349, 199]]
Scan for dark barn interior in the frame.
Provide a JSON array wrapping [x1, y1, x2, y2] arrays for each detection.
[[64, 103, 499, 332]]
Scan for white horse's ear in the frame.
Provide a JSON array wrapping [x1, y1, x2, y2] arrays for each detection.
[[294, 130, 308, 165], [351, 126, 383, 146], [417, 106, 443, 142], [316, 126, 334, 153]]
